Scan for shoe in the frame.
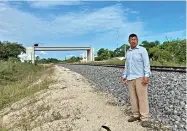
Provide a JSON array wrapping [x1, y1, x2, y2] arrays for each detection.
[[141, 121, 151, 128], [128, 116, 140, 122]]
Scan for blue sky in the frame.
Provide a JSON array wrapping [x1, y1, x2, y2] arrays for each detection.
[[0, 1, 186, 60]]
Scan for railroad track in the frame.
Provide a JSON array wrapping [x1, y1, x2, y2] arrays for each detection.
[[67, 63, 186, 73]]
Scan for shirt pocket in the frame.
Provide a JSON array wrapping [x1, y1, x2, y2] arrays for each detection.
[[132, 52, 142, 62]]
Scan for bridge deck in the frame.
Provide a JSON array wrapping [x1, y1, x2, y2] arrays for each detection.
[[34, 47, 92, 51]]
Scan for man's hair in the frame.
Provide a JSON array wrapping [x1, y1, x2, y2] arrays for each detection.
[[129, 33, 138, 40]]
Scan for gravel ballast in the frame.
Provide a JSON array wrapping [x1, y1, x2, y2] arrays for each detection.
[[61, 64, 186, 131]]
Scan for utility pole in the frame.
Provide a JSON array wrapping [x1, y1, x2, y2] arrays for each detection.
[[116, 29, 119, 56], [117, 29, 119, 48], [108, 50, 110, 60]]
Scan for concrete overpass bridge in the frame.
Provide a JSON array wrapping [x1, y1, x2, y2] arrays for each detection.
[[26, 46, 94, 64]]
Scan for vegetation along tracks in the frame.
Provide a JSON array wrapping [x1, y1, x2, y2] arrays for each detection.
[[66, 64, 186, 73]]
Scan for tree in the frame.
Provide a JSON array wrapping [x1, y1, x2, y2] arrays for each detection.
[[149, 46, 160, 61], [36, 56, 40, 61], [97, 48, 106, 56], [114, 44, 130, 57], [37, 58, 62, 64], [109, 50, 115, 58], [140, 40, 160, 50], [97, 48, 113, 60], [140, 40, 160, 59], [65, 56, 82, 63], [0, 41, 25, 60], [159, 39, 186, 63]]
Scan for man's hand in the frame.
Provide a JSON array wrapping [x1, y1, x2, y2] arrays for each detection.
[[142, 77, 149, 85], [121, 77, 126, 84]]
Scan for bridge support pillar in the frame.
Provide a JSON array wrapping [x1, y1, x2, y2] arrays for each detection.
[[87, 47, 94, 62], [32, 48, 35, 64], [26, 47, 35, 64]]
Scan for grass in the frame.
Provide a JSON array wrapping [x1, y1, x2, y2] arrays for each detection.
[[88, 58, 186, 67], [87, 58, 125, 65], [0, 61, 54, 130], [0, 61, 54, 110], [150, 60, 186, 67]]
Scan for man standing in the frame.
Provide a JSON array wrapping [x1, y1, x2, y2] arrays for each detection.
[[121, 33, 151, 127]]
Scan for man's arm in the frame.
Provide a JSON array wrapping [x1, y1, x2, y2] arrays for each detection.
[[121, 58, 127, 84], [122, 53, 128, 79], [142, 48, 151, 77], [122, 60, 127, 79]]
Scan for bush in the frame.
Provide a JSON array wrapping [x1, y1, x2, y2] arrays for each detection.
[[8, 57, 20, 62]]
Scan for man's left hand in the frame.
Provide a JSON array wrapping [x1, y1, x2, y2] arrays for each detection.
[[142, 77, 149, 85]]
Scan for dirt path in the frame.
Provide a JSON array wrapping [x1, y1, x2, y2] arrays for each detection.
[[1, 66, 146, 131]]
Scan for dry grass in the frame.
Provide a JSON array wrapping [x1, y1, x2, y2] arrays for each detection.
[[0, 62, 54, 130], [0, 62, 54, 110]]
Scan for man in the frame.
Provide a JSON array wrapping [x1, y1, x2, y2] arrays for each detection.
[[121, 33, 151, 127]]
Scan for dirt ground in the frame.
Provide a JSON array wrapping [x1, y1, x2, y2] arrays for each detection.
[[0, 66, 146, 131]]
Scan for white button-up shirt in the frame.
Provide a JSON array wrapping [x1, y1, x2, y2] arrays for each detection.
[[122, 45, 151, 80]]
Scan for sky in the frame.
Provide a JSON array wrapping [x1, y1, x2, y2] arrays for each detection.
[[0, 1, 186, 60]]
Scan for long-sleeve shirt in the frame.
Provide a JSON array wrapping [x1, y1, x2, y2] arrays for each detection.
[[122, 45, 151, 80]]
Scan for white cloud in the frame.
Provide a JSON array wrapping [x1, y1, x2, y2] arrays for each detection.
[[0, 2, 145, 46], [124, 8, 139, 14], [163, 30, 185, 36], [4, 2, 184, 49], [40, 51, 47, 54], [28, 0, 83, 8], [1, 1, 184, 49], [140, 30, 186, 40]]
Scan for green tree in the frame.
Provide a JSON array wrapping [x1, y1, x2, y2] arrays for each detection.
[[114, 44, 129, 57], [159, 39, 186, 63], [97, 48, 105, 56], [37, 58, 62, 64], [109, 50, 115, 58], [114, 47, 121, 57], [0, 41, 25, 60], [149, 46, 160, 61], [36, 56, 40, 61], [140, 40, 160, 50], [65, 56, 82, 63], [140, 40, 160, 59], [97, 48, 113, 60]]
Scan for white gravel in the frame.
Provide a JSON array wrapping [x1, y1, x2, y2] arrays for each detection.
[[61, 64, 186, 131]]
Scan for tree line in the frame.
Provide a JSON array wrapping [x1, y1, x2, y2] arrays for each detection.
[[0, 39, 186, 65], [36, 56, 82, 63], [62, 56, 82, 63], [36, 57, 62, 64], [96, 39, 186, 64]]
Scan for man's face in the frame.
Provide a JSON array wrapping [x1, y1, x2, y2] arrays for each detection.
[[129, 36, 138, 48]]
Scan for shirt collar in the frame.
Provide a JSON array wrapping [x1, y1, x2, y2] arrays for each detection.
[[129, 45, 139, 50]]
